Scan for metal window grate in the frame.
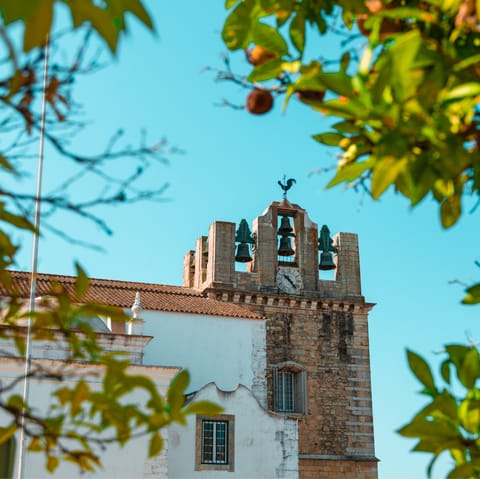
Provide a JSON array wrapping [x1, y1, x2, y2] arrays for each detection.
[[277, 370, 295, 412], [202, 420, 228, 464]]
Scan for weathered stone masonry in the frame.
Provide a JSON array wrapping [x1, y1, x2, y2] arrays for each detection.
[[184, 199, 378, 479]]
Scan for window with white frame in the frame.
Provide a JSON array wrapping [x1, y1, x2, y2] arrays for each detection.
[[202, 419, 228, 464], [272, 362, 307, 414], [195, 415, 234, 472]]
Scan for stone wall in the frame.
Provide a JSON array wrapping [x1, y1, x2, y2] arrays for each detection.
[[258, 303, 375, 460], [299, 458, 378, 479], [187, 200, 378, 479]]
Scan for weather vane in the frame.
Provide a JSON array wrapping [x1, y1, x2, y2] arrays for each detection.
[[278, 176, 296, 199]]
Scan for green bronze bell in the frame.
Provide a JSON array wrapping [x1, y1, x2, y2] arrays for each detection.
[[318, 224, 336, 270], [235, 219, 254, 263], [235, 242, 252, 262], [319, 251, 335, 270], [278, 236, 295, 257], [278, 215, 293, 235]]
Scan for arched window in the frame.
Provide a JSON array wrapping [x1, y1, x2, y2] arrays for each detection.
[[272, 361, 307, 414]]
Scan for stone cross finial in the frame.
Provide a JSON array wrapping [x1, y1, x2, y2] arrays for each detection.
[[131, 291, 143, 319]]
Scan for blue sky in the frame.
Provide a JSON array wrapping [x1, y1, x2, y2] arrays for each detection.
[[9, 2, 480, 478]]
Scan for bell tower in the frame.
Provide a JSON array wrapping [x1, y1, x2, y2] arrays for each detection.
[[183, 184, 378, 479]]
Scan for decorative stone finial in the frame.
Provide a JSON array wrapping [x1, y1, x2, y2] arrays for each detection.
[[131, 291, 143, 319]]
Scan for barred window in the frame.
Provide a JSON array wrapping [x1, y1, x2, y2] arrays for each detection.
[[273, 362, 307, 414], [202, 420, 228, 464], [195, 415, 234, 472]]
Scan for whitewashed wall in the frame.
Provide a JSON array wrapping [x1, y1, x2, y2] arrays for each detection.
[[0, 357, 178, 479], [168, 383, 298, 479], [142, 311, 267, 407], [0, 332, 151, 365]]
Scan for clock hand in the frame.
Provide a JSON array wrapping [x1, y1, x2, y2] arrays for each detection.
[[284, 275, 295, 287]]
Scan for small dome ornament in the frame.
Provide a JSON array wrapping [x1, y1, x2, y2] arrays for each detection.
[[131, 291, 143, 319]]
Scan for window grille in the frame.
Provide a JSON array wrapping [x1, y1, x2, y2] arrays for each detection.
[[277, 370, 295, 412], [273, 363, 306, 414], [196, 415, 234, 472], [202, 420, 228, 465]]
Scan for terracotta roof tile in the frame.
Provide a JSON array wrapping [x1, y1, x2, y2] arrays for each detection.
[[3, 271, 263, 320]]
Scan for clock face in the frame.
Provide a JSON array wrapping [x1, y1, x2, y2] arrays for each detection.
[[276, 267, 303, 294]]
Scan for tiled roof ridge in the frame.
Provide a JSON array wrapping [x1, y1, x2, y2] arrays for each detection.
[[9, 270, 202, 297], [6, 271, 265, 320]]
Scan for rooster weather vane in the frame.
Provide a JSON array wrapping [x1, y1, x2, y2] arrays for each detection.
[[278, 176, 296, 199]]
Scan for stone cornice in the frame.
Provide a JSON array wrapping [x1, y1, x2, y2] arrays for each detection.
[[204, 287, 375, 315]]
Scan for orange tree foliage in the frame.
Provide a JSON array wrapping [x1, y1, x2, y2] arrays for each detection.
[[219, 1, 480, 476]]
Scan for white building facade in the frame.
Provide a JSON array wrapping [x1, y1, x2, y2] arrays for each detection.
[[0, 271, 299, 479]]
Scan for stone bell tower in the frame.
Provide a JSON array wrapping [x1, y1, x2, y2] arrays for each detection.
[[183, 184, 378, 479]]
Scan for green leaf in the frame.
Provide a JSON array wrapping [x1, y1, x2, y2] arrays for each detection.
[[0, 424, 17, 443], [248, 58, 283, 82], [222, 0, 255, 50], [312, 132, 344, 146], [28, 437, 43, 452], [225, 0, 238, 8], [0, 155, 15, 173], [71, 380, 90, 415], [183, 400, 224, 416], [457, 348, 480, 389], [340, 52, 351, 72], [7, 394, 26, 411], [167, 370, 190, 417], [251, 21, 288, 55], [122, 0, 154, 30], [407, 349, 436, 392], [371, 157, 406, 199], [22, 0, 53, 51], [54, 387, 71, 406], [398, 414, 459, 440], [440, 195, 461, 228], [289, 12, 305, 54], [0, 203, 35, 232], [75, 263, 90, 299], [388, 30, 422, 102], [327, 159, 374, 188], [442, 83, 480, 102], [440, 360, 451, 384], [14, 334, 26, 356], [148, 432, 164, 457], [331, 120, 363, 134], [459, 398, 480, 433], [68, 1, 120, 53], [0, 1, 32, 24], [447, 463, 480, 479], [434, 391, 459, 422], [314, 98, 369, 120], [462, 283, 480, 305], [46, 455, 60, 473], [453, 54, 480, 72], [318, 71, 355, 97]]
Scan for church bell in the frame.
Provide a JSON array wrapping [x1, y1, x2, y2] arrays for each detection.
[[318, 224, 336, 270], [235, 218, 254, 263], [277, 215, 295, 257], [319, 251, 335, 270], [278, 215, 293, 235], [235, 242, 252, 262], [278, 236, 295, 257]]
